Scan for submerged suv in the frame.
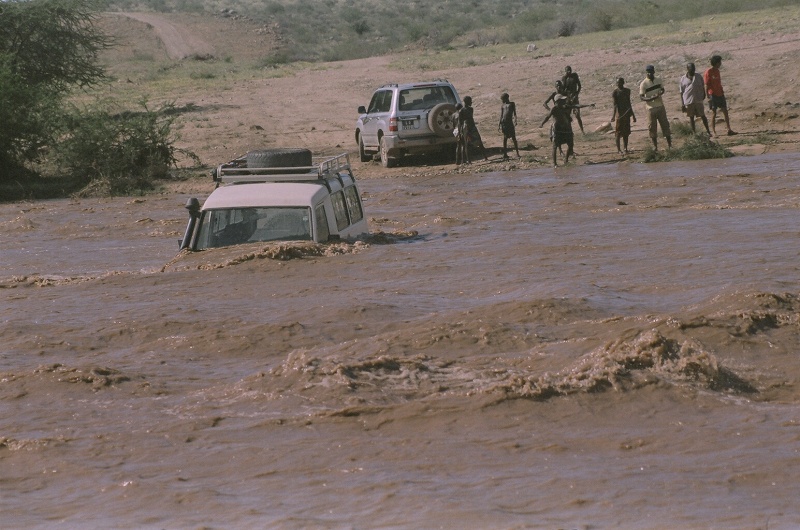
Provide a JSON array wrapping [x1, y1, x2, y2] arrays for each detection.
[[179, 148, 368, 250], [355, 80, 461, 167]]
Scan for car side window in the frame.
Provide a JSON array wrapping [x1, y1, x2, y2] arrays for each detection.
[[367, 91, 382, 113], [375, 90, 392, 113], [330, 191, 350, 231], [343, 186, 363, 224]]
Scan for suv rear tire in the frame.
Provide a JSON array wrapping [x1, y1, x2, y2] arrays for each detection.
[[428, 103, 458, 137], [379, 136, 397, 168], [246, 148, 312, 169]]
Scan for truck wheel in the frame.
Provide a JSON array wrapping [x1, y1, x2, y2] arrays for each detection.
[[428, 103, 458, 137], [379, 136, 397, 168], [246, 148, 312, 169], [358, 135, 371, 162]]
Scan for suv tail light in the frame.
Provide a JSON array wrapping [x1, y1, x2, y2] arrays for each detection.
[[389, 117, 398, 132]]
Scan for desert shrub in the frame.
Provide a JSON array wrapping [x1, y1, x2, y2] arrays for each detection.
[[320, 37, 388, 62], [642, 135, 733, 163], [352, 20, 370, 36], [670, 121, 696, 138], [189, 70, 216, 79], [557, 20, 577, 37], [505, 6, 555, 43], [641, 147, 661, 163], [587, 8, 614, 32], [465, 30, 501, 48], [261, 1, 285, 16], [401, 20, 428, 42], [54, 101, 188, 195], [258, 51, 291, 68]]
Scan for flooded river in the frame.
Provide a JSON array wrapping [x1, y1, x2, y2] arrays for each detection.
[[2, 153, 800, 528]]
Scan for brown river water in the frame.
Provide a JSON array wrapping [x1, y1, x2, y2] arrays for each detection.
[[2, 153, 800, 529]]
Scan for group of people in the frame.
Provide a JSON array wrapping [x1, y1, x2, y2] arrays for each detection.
[[627, 55, 736, 154], [452, 91, 523, 164], [453, 64, 593, 168], [452, 55, 736, 168]]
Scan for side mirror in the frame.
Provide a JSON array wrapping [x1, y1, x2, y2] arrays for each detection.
[[358, 106, 367, 114]]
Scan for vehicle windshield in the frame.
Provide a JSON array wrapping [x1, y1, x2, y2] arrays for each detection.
[[195, 207, 312, 249], [398, 86, 457, 111]]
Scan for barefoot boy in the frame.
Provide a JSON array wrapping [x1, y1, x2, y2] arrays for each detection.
[[611, 77, 637, 154], [499, 93, 521, 159]]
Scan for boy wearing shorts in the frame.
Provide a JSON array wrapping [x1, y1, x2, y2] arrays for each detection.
[[679, 62, 711, 136], [703, 55, 736, 136]]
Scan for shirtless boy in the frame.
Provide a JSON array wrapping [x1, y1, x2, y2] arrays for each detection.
[[611, 77, 637, 154]]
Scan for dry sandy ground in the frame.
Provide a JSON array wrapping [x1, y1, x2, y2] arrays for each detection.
[[101, 11, 800, 182]]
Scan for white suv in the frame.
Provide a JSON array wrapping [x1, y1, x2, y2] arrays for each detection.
[[355, 81, 461, 167], [180, 148, 368, 250]]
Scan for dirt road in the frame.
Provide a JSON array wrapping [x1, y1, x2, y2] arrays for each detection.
[[119, 12, 215, 60]]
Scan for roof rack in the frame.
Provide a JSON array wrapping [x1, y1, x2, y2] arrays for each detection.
[[380, 80, 451, 88], [214, 153, 352, 184]]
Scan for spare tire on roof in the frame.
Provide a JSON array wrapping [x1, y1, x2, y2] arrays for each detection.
[[246, 148, 313, 169], [428, 103, 458, 137]]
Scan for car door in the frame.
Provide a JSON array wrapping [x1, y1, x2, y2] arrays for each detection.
[[360, 89, 393, 148]]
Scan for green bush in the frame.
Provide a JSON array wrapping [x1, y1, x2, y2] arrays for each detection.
[[55, 101, 187, 195], [505, 6, 556, 43], [352, 20, 370, 36], [557, 20, 577, 37], [0, 57, 63, 175], [0, 0, 111, 180], [643, 135, 733, 163], [670, 121, 696, 138], [586, 8, 614, 32], [258, 51, 291, 68]]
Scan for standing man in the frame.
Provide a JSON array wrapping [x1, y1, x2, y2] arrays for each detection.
[[459, 96, 488, 163], [543, 80, 566, 155], [639, 64, 672, 150], [454, 103, 467, 165], [703, 55, 736, 136], [611, 77, 636, 155], [679, 62, 711, 136], [540, 95, 594, 168], [561, 66, 585, 133], [540, 95, 574, 168], [499, 93, 521, 159]]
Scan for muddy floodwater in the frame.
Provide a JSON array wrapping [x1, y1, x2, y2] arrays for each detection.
[[3, 153, 800, 529]]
